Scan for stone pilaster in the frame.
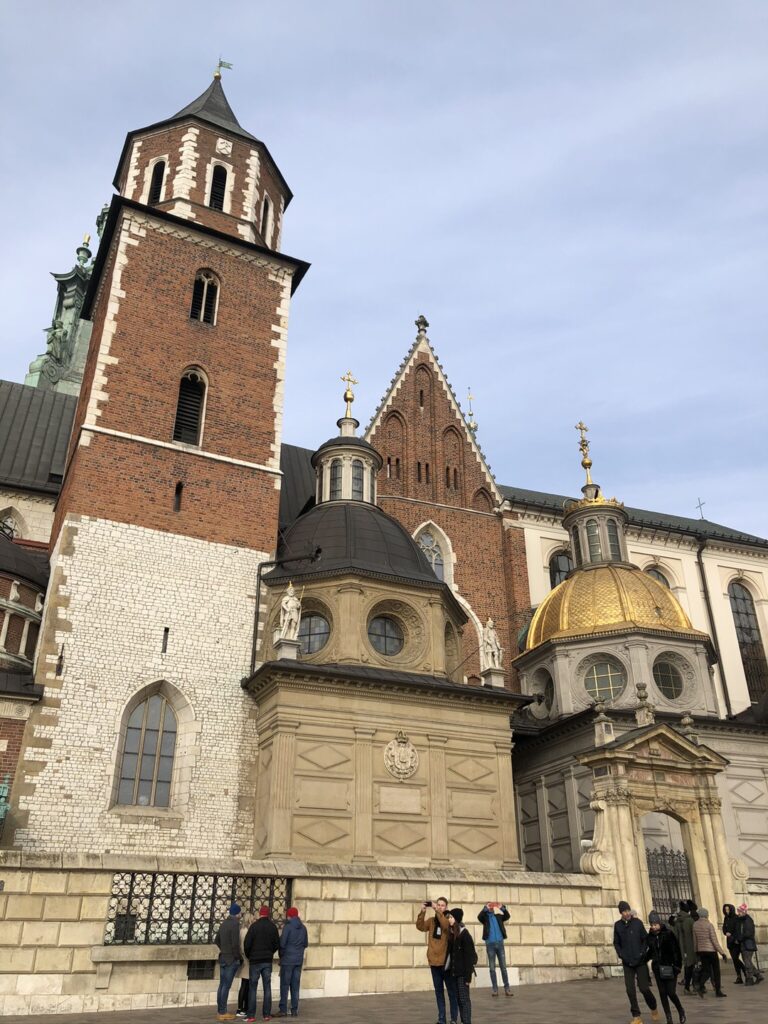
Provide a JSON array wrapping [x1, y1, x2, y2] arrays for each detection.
[[353, 727, 376, 861], [266, 718, 299, 856], [495, 738, 521, 868], [428, 734, 450, 864]]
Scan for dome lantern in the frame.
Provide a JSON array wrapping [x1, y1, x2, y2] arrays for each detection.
[[563, 421, 629, 567], [311, 372, 383, 504]]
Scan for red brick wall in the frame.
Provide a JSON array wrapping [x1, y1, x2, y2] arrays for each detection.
[[52, 207, 288, 554], [0, 717, 26, 795], [370, 352, 532, 688]]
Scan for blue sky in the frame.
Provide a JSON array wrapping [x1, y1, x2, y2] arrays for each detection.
[[1, 1, 766, 536]]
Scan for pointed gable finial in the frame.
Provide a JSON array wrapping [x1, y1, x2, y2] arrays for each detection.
[[467, 387, 478, 434], [415, 314, 429, 339], [214, 57, 234, 80]]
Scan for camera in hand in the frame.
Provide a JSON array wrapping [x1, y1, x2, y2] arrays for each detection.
[[425, 901, 433, 908]]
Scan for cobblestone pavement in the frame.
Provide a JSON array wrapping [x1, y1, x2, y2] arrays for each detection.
[[3, 971, 764, 1024]]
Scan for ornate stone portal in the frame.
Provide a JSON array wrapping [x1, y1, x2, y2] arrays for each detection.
[[578, 723, 748, 914]]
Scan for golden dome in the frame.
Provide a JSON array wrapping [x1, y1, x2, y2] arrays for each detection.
[[527, 564, 706, 650]]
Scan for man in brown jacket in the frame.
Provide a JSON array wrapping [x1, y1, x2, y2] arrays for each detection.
[[417, 898, 458, 1024]]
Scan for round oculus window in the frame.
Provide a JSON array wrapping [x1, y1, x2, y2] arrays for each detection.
[[368, 615, 404, 656], [584, 661, 626, 702], [653, 660, 684, 700], [298, 613, 330, 654]]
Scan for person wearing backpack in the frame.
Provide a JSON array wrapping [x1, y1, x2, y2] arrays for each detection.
[[734, 903, 764, 985]]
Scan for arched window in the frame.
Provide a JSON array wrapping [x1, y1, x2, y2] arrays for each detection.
[[572, 528, 583, 566], [117, 694, 177, 807], [586, 519, 602, 562], [606, 520, 622, 560], [645, 567, 670, 588], [548, 550, 573, 588], [351, 459, 364, 501], [172, 369, 206, 445], [330, 459, 342, 500], [189, 271, 219, 325], [209, 165, 227, 211], [418, 530, 445, 581], [728, 581, 768, 701], [260, 194, 272, 242], [148, 161, 166, 205]]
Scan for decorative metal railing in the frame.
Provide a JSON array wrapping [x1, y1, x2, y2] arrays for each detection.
[[646, 846, 693, 919], [104, 871, 292, 945]]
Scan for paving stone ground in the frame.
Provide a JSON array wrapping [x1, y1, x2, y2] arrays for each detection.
[[3, 967, 764, 1024]]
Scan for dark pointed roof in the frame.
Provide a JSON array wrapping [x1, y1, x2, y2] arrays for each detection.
[[113, 77, 292, 204], [170, 76, 258, 144]]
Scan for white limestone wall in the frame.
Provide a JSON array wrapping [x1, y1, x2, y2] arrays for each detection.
[[0, 489, 55, 544], [15, 515, 266, 858]]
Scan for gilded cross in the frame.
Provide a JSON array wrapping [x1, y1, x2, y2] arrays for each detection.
[[575, 420, 593, 484], [341, 370, 358, 417]]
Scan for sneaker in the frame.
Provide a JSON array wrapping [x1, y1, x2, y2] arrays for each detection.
[[491, 989, 499, 996], [715, 990, 727, 998], [245, 1019, 257, 1023], [505, 986, 513, 996]]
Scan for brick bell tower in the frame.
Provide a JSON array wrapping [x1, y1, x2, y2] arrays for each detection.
[[10, 74, 308, 856]]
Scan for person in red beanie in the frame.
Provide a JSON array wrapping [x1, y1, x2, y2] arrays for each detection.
[[734, 903, 764, 985], [243, 906, 280, 1021], [278, 907, 308, 1017]]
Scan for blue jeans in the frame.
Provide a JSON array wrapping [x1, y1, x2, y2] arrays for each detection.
[[279, 963, 302, 1016], [247, 961, 273, 1019], [216, 958, 240, 1014], [486, 940, 509, 991], [430, 965, 459, 1024]]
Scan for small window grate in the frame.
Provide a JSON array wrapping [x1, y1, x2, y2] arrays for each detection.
[[209, 165, 227, 211], [148, 161, 165, 205], [187, 960, 216, 980], [173, 373, 205, 445]]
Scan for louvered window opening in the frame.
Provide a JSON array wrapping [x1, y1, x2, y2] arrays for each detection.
[[190, 274, 218, 325], [209, 165, 227, 211], [148, 162, 166, 205], [173, 373, 206, 445]]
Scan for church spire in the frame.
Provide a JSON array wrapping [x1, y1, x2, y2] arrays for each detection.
[[562, 423, 628, 568]]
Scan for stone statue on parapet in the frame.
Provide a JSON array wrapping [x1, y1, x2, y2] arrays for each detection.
[[279, 582, 301, 641], [482, 617, 503, 670]]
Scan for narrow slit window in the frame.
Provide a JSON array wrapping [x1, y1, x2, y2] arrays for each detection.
[[395, 458, 401, 480], [172, 370, 206, 445], [454, 468, 459, 490], [419, 389, 424, 408], [351, 459, 364, 501], [445, 466, 450, 488], [417, 462, 422, 483], [425, 463, 430, 484], [173, 482, 183, 511], [189, 271, 219, 325], [209, 165, 227, 211], [260, 194, 272, 242], [386, 457, 392, 479], [330, 459, 342, 500], [161, 627, 169, 654], [148, 161, 166, 205]]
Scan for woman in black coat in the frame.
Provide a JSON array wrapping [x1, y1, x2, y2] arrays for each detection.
[[446, 908, 477, 1024], [722, 903, 745, 982], [646, 911, 686, 1024]]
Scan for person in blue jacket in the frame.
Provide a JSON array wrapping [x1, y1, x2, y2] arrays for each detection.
[[477, 902, 512, 996], [278, 907, 308, 1018]]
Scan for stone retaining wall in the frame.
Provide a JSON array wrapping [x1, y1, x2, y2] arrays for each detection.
[[0, 851, 617, 1015]]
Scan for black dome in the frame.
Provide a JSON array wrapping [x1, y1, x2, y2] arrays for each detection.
[[0, 533, 48, 588], [311, 435, 382, 467], [266, 502, 439, 587]]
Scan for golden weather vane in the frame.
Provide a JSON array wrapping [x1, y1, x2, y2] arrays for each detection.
[[214, 57, 233, 79], [467, 387, 478, 433], [341, 370, 358, 418]]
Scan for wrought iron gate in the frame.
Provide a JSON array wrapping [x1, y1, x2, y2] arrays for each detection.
[[646, 845, 693, 918]]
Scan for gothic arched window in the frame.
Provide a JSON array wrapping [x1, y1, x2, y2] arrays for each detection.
[[645, 567, 671, 588], [330, 459, 342, 500], [148, 161, 166, 205], [172, 369, 206, 445], [189, 271, 219, 325], [209, 165, 227, 211], [418, 530, 445, 581], [260, 194, 272, 242], [728, 581, 768, 701], [117, 694, 177, 807], [548, 550, 573, 588]]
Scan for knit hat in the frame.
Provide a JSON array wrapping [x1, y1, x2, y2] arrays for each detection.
[[258, 906, 270, 918], [678, 901, 688, 913], [229, 903, 241, 916], [286, 907, 299, 918], [698, 907, 709, 918], [618, 900, 631, 913], [449, 907, 464, 923], [648, 911, 662, 925], [737, 903, 748, 914]]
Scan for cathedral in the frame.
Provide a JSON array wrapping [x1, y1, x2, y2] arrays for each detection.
[[0, 74, 767, 1014]]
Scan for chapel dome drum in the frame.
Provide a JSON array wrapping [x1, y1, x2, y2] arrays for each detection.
[[527, 563, 706, 649]]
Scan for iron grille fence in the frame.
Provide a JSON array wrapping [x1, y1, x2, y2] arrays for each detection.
[[104, 871, 292, 945], [646, 846, 693, 919]]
